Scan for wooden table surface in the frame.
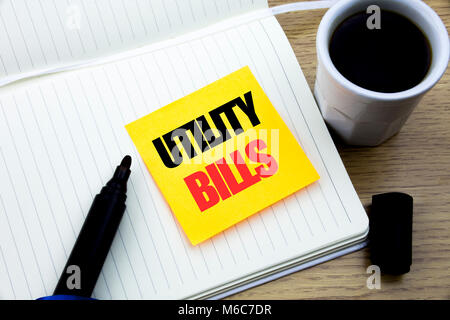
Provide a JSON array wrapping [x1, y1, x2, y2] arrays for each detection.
[[229, 0, 450, 300]]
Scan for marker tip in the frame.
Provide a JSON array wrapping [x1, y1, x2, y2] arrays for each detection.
[[120, 155, 132, 169]]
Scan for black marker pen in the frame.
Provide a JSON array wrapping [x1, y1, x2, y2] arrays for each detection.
[[39, 155, 132, 300]]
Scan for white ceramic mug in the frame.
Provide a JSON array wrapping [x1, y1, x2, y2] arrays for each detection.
[[314, 0, 449, 146]]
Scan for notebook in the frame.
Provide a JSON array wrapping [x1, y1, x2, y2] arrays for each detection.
[[0, 0, 368, 299]]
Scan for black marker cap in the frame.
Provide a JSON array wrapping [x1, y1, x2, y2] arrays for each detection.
[[369, 192, 413, 275]]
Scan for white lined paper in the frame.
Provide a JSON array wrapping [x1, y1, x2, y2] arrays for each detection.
[[0, 3, 368, 300], [0, 0, 268, 85]]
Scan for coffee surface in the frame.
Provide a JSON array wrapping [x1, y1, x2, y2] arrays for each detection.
[[329, 10, 431, 93]]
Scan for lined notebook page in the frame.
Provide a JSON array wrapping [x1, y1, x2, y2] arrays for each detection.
[[0, 0, 267, 85], [0, 13, 368, 299]]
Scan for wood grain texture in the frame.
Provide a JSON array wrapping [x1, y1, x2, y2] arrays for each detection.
[[227, 0, 450, 300]]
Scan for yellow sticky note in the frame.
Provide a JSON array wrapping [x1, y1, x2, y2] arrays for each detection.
[[126, 67, 319, 245]]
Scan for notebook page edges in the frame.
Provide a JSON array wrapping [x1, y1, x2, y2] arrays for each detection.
[[0, 0, 268, 87]]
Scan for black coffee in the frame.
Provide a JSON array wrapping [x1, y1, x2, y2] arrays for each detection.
[[329, 10, 431, 93]]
